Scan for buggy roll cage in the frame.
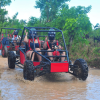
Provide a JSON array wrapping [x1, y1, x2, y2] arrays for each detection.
[[19, 27, 69, 63], [0, 28, 22, 39]]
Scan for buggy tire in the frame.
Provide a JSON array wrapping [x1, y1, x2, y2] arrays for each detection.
[[73, 59, 88, 81], [23, 60, 34, 81], [2, 46, 8, 57], [8, 51, 16, 69]]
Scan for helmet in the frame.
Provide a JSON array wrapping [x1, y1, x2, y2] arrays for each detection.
[[14, 30, 18, 35], [29, 28, 37, 39], [48, 28, 55, 41]]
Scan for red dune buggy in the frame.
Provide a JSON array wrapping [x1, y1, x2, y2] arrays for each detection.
[[8, 27, 88, 81], [0, 28, 22, 57]]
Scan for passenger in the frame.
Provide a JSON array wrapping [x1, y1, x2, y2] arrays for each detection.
[[24, 28, 42, 62], [43, 28, 65, 62]]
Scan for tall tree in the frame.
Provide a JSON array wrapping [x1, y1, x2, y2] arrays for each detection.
[[0, 0, 12, 27], [35, 0, 70, 22], [94, 23, 100, 30], [27, 17, 38, 26], [0, 9, 8, 23]]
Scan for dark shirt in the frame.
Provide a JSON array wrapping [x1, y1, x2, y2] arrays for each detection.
[[46, 41, 60, 50], [26, 42, 39, 52], [30, 42, 39, 49]]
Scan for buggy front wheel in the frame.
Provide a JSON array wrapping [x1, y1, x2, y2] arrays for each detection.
[[8, 51, 16, 69], [23, 60, 35, 81], [73, 59, 88, 81]]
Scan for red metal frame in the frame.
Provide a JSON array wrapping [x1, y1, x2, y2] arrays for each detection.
[[20, 50, 25, 64], [19, 48, 69, 72], [0, 42, 2, 49], [33, 62, 40, 66], [33, 62, 43, 70]]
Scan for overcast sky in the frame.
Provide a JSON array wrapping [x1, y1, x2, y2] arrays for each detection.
[[4, 0, 100, 26]]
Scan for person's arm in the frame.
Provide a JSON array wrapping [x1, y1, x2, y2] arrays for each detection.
[[24, 30, 28, 43], [12, 30, 15, 36], [38, 40, 41, 49], [43, 36, 48, 49], [57, 41, 63, 50]]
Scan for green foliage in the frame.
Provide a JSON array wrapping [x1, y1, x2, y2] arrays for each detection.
[[3, 12, 25, 29], [63, 14, 92, 47], [93, 47, 100, 56], [0, 9, 8, 23], [27, 17, 38, 27], [44, 4, 92, 31], [69, 41, 100, 68], [0, 11, 26, 36], [35, 0, 70, 22], [91, 28, 100, 38], [0, 0, 11, 8]]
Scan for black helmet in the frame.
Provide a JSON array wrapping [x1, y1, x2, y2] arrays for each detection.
[[29, 28, 37, 39], [14, 30, 18, 35], [48, 28, 55, 41]]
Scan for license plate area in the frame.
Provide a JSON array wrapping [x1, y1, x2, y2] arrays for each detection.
[[51, 62, 69, 72]]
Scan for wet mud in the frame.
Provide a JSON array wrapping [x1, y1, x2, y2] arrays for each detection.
[[0, 54, 100, 100]]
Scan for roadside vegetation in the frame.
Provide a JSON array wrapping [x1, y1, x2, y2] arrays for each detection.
[[0, 0, 100, 67], [0, 90, 1, 99]]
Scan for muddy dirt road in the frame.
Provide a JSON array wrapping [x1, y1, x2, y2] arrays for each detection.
[[0, 56, 100, 100]]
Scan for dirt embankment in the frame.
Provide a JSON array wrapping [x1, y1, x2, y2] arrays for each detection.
[[0, 56, 8, 99]]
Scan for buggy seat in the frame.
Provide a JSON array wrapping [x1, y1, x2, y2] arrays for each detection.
[[2, 37, 10, 46]]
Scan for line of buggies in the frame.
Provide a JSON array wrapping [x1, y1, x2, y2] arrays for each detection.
[[0, 27, 88, 81], [0, 28, 22, 57]]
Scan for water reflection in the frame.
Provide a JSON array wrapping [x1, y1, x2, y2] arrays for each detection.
[[0, 80, 22, 100], [0, 50, 1, 55], [86, 69, 100, 100]]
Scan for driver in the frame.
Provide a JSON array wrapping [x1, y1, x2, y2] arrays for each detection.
[[43, 28, 65, 62], [24, 28, 42, 62], [11, 30, 21, 45], [12, 30, 19, 41]]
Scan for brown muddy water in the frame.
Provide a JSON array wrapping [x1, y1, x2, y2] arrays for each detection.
[[0, 54, 100, 100]]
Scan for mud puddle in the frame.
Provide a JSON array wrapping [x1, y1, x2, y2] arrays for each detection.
[[0, 54, 100, 100]]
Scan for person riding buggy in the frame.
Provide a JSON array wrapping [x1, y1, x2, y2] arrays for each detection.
[[24, 28, 42, 62], [0, 28, 22, 57], [43, 28, 66, 62], [11, 30, 21, 45]]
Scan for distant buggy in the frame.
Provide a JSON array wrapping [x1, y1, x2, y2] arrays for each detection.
[[8, 27, 88, 81], [0, 28, 22, 57]]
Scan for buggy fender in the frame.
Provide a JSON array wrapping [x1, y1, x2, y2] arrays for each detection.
[[20, 50, 25, 64], [0, 42, 2, 49]]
